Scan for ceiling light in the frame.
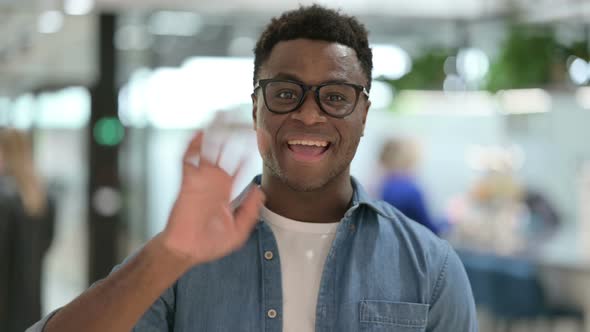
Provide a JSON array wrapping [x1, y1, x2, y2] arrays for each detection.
[[38, 10, 64, 34], [64, 0, 94, 15]]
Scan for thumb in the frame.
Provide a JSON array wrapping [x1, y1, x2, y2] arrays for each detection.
[[232, 187, 265, 241]]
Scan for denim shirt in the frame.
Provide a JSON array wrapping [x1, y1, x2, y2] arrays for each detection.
[[29, 176, 477, 332]]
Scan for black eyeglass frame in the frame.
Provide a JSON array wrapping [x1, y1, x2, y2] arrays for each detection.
[[253, 79, 370, 118]]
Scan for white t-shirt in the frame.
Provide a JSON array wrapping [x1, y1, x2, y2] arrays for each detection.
[[261, 206, 339, 332]]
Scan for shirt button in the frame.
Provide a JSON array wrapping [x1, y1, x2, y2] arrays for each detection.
[[267, 309, 278, 318], [264, 251, 274, 260]]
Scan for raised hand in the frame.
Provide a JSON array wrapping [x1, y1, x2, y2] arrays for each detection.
[[158, 131, 265, 268]]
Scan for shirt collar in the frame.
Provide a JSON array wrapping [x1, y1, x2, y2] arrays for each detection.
[[231, 174, 388, 218]]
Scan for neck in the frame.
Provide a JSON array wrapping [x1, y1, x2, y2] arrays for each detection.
[[260, 168, 354, 223]]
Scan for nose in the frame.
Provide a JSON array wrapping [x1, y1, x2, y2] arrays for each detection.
[[291, 91, 327, 125]]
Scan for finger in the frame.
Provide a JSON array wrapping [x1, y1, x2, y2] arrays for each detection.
[[232, 187, 265, 241], [183, 131, 203, 163], [182, 131, 205, 173], [196, 131, 218, 169], [231, 157, 249, 182], [218, 206, 235, 232], [215, 139, 228, 167]]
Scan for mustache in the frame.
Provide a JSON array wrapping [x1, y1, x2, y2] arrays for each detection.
[[281, 123, 333, 137]]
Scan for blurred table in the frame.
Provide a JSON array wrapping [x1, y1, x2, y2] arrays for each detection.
[[536, 228, 590, 331], [457, 226, 590, 331]]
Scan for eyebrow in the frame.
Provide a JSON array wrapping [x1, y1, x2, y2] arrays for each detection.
[[271, 72, 350, 85]]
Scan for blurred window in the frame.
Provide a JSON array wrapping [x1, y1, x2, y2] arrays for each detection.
[[37, 87, 91, 128]]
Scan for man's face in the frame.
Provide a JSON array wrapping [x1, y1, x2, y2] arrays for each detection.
[[252, 38, 370, 192]]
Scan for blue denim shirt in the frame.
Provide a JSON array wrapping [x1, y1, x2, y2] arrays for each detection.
[[30, 176, 477, 332]]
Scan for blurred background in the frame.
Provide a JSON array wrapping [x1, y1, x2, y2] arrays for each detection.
[[1, 0, 590, 331]]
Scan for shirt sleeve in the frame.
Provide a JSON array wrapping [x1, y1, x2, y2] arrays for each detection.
[[25, 253, 177, 332], [426, 242, 478, 331], [132, 284, 176, 331], [25, 310, 59, 332]]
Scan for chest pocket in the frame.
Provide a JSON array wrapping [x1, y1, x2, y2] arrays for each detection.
[[359, 300, 429, 332]]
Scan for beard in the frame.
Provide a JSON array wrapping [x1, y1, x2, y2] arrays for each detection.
[[263, 158, 343, 192]]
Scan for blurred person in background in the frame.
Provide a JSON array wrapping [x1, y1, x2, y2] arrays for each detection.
[[378, 137, 441, 234], [522, 188, 561, 244], [446, 165, 528, 255], [30, 5, 476, 332], [446, 147, 561, 255], [0, 128, 56, 332]]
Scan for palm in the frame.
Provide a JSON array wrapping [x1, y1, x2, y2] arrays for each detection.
[[162, 132, 263, 266]]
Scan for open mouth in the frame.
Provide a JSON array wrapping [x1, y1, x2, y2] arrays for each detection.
[[286, 139, 331, 162]]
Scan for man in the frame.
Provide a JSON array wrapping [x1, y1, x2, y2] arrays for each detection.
[[30, 5, 477, 332]]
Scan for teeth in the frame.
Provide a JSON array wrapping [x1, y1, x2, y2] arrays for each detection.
[[288, 140, 329, 147]]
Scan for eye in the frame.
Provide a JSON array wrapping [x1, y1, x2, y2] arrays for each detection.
[[325, 94, 347, 102], [277, 90, 297, 99]]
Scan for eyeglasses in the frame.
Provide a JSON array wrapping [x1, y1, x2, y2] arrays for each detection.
[[253, 79, 369, 118]]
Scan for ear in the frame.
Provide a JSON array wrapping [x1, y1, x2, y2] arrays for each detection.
[[251, 93, 258, 130], [361, 99, 370, 136]]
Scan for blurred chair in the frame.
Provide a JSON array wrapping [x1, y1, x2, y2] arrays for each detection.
[[458, 250, 500, 331], [489, 255, 545, 331], [458, 250, 497, 308], [457, 250, 584, 332]]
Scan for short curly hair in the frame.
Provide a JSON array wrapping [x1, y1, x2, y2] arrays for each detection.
[[253, 5, 373, 91]]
